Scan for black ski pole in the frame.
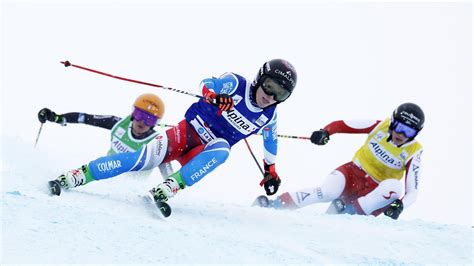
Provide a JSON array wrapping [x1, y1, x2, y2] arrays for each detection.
[[244, 139, 264, 176], [34, 123, 44, 148]]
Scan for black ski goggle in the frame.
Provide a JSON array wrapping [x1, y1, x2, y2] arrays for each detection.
[[261, 77, 291, 102]]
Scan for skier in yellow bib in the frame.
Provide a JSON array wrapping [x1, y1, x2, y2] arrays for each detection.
[[257, 103, 424, 220]]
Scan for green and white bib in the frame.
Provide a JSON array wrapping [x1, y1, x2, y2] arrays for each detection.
[[107, 115, 160, 155]]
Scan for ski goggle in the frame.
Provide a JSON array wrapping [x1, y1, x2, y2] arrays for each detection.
[[392, 120, 418, 138], [132, 107, 159, 127], [261, 77, 291, 102]]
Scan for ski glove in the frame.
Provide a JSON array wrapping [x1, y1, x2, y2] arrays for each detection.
[[38, 108, 66, 126], [310, 129, 330, 145], [205, 91, 234, 112], [260, 161, 281, 196], [384, 199, 404, 220]]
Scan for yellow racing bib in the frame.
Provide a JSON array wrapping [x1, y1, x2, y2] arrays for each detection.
[[353, 118, 422, 182]]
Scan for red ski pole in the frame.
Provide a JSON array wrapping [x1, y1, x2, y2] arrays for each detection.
[[60, 60, 205, 100], [60, 61, 311, 141]]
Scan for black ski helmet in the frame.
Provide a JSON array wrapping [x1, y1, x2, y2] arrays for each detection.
[[390, 102, 425, 138], [251, 59, 297, 103]]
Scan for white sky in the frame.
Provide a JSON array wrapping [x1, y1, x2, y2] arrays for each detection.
[[1, 0, 472, 225]]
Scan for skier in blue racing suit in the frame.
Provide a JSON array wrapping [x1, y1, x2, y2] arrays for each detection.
[[49, 59, 298, 205]]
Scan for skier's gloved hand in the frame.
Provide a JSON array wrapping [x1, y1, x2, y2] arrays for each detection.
[[384, 199, 404, 220], [214, 94, 234, 111], [310, 129, 330, 145], [205, 91, 234, 112], [38, 108, 56, 123], [38, 108, 66, 126], [259, 161, 281, 196]]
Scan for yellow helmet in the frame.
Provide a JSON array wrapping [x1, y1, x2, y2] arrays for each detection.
[[133, 93, 165, 118]]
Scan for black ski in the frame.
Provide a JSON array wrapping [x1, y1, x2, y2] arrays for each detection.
[[144, 192, 172, 218]]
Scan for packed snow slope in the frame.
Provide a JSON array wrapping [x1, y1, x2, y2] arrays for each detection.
[[2, 1, 472, 264], [1, 136, 472, 264]]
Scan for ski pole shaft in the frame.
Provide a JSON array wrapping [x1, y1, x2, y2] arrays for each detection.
[[60, 61, 311, 141], [60, 61, 205, 100], [160, 124, 309, 140], [255, 133, 310, 140], [244, 139, 264, 175], [34, 123, 44, 148]]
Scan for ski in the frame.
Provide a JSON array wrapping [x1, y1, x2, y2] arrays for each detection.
[[144, 192, 172, 218], [325, 199, 356, 215], [48, 180, 62, 196], [325, 199, 345, 214], [48, 178, 172, 218]]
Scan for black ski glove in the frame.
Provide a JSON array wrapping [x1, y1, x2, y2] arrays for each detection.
[[310, 129, 330, 145], [215, 94, 234, 111], [205, 92, 234, 112], [38, 108, 66, 126], [384, 199, 404, 220], [259, 161, 281, 196]]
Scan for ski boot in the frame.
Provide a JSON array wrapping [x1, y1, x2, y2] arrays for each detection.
[[150, 177, 180, 202], [326, 199, 356, 215], [147, 177, 182, 218], [253, 195, 273, 207], [253, 193, 299, 210], [48, 165, 92, 196]]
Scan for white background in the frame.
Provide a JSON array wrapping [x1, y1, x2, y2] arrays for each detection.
[[2, 0, 472, 227]]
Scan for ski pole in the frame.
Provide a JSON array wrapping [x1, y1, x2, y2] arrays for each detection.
[[34, 123, 44, 148], [158, 123, 175, 128], [60, 61, 206, 100], [160, 123, 309, 140], [255, 133, 310, 140], [244, 139, 264, 175], [60, 61, 312, 141]]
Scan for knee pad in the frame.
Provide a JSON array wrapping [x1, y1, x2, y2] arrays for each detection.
[[180, 138, 230, 186]]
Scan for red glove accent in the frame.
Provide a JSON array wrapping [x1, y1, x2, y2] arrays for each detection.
[[260, 161, 281, 196], [203, 86, 216, 103], [259, 163, 277, 185], [203, 86, 234, 112]]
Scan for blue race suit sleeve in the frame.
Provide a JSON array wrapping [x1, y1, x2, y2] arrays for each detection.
[[262, 113, 278, 165], [200, 72, 239, 95]]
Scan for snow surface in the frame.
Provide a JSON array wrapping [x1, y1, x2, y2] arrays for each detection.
[[1, 136, 472, 264], [1, 0, 473, 264]]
